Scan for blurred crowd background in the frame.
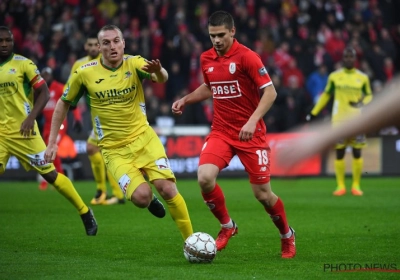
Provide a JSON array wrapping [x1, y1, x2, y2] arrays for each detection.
[[2, 0, 400, 134]]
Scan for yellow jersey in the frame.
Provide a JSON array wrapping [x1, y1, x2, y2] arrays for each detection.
[[68, 54, 101, 80], [0, 53, 45, 138], [312, 68, 372, 123], [62, 55, 151, 149]]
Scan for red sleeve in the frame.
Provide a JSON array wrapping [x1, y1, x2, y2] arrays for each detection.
[[242, 50, 271, 88], [200, 54, 210, 87]]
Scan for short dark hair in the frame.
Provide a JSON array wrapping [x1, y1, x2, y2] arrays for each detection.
[[0, 26, 12, 35], [343, 46, 356, 56], [86, 32, 98, 41], [208, 11, 234, 30], [97, 25, 123, 40]]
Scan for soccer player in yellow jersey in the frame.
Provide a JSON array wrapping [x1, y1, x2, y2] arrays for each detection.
[[69, 33, 125, 205], [0, 26, 97, 235], [45, 25, 193, 240], [307, 47, 373, 196]]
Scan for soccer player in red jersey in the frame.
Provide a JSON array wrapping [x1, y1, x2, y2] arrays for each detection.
[[38, 67, 82, 190], [172, 11, 296, 258]]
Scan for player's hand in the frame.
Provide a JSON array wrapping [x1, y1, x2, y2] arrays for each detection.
[[239, 121, 256, 142], [349, 100, 364, 108], [73, 120, 83, 133], [305, 113, 316, 122], [141, 59, 162, 73], [44, 143, 58, 163], [171, 99, 185, 116], [20, 116, 36, 137]]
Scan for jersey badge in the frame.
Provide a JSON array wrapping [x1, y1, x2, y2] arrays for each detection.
[[258, 67, 268, 76], [124, 71, 132, 79], [8, 68, 16, 74], [229, 62, 236, 74]]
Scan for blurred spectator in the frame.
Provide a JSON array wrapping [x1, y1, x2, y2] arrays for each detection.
[[282, 58, 305, 88], [306, 64, 328, 105], [325, 28, 346, 63]]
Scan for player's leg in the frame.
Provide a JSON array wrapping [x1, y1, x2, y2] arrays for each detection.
[[333, 145, 346, 196], [41, 170, 97, 235], [350, 134, 366, 196], [102, 170, 126, 205], [351, 147, 363, 196], [87, 135, 107, 205], [0, 138, 11, 175], [8, 137, 97, 236], [198, 135, 236, 251], [237, 136, 295, 258], [139, 128, 193, 240], [100, 140, 166, 218], [39, 153, 64, 191]]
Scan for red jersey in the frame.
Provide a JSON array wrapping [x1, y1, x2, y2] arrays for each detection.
[[201, 39, 272, 139], [42, 80, 67, 140]]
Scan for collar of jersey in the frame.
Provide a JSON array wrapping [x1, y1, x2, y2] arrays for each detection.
[[100, 56, 123, 72], [0, 52, 14, 66], [343, 67, 356, 73], [211, 39, 239, 59]]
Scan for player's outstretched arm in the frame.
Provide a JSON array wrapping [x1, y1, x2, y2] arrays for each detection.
[[277, 76, 400, 167], [172, 84, 212, 116], [45, 99, 70, 162], [20, 83, 50, 137], [142, 59, 168, 83]]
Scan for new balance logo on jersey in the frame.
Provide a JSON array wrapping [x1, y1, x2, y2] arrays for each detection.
[[210, 80, 242, 99], [208, 67, 214, 73], [95, 78, 104, 84]]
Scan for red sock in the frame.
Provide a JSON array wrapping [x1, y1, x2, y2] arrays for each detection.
[[53, 156, 64, 174], [265, 197, 290, 235], [202, 183, 230, 224]]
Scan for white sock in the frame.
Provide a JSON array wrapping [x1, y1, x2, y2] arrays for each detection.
[[221, 219, 233, 228], [280, 228, 293, 239]]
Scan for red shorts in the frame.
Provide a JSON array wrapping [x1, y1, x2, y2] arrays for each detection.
[[199, 131, 271, 184]]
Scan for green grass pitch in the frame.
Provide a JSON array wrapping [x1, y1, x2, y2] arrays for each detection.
[[0, 177, 399, 280]]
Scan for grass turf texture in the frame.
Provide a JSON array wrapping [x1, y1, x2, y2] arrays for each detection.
[[0, 177, 399, 280]]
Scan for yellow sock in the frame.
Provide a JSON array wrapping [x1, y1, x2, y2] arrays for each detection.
[[107, 170, 124, 199], [53, 173, 89, 215], [165, 193, 193, 240], [88, 152, 107, 192], [334, 159, 346, 189], [352, 158, 363, 189]]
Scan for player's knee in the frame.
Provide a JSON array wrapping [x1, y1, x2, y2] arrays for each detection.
[[41, 170, 58, 184], [197, 166, 218, 191], [130, 184, 153, 208], [153, 179, 177, 199]]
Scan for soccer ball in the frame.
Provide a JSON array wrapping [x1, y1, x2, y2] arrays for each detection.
[[183, 232, 217, 263]]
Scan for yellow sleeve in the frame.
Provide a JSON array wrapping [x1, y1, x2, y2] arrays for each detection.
[[61, 70, 85, 106], [362, 76, 373, 105], [311, 92, 332, 116]]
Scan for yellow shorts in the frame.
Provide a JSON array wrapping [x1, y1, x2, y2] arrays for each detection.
[[335, 134, 367, 149], [87, 129, 98, 146], [101, 127, 175, 200], [0, 135, 55, 175]]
